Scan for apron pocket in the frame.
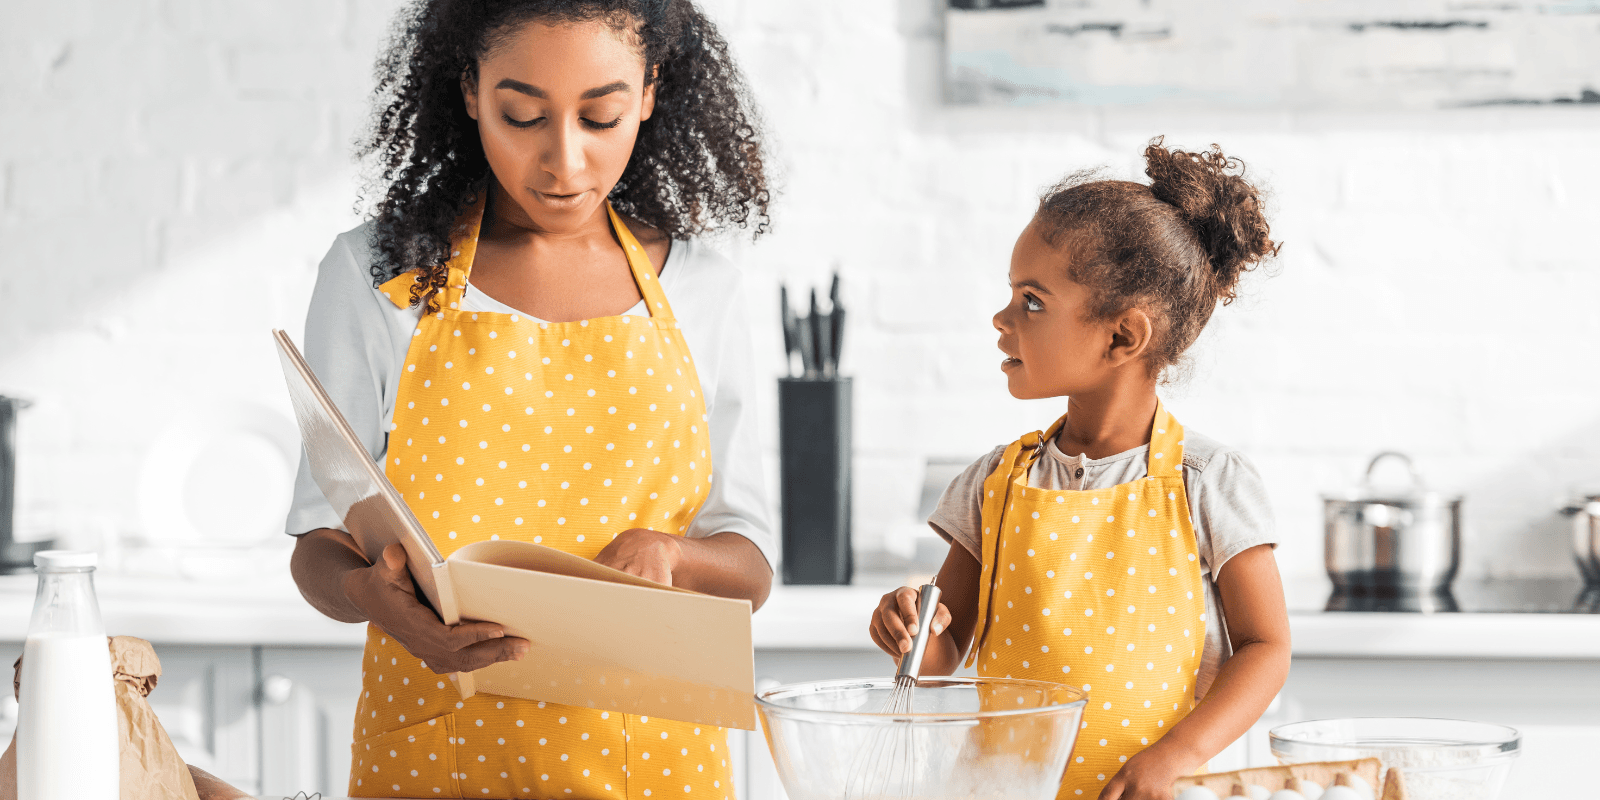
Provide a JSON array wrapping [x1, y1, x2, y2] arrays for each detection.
[[350, 713, 459, 798]]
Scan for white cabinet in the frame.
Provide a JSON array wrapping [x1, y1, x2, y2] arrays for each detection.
[[258, 646, 366, 797], [145, 645, 260, 791]]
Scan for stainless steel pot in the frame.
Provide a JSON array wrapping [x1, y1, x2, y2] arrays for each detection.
[[1323, 451, 1462, 594], [1563, 496, 1600, 585], [0, 395, 49, 574]]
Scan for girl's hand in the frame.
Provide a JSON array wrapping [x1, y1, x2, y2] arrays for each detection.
[[342, 543, 529, 674], [868, 586, 952, 664], [594, 528, 684, 586], [1100, 744, 1198, 800]]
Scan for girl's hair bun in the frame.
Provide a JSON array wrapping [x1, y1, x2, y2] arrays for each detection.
[[1143, 137, 1278, 303]]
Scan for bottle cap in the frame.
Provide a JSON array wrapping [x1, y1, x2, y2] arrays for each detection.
[[34, 550, 97, 570]]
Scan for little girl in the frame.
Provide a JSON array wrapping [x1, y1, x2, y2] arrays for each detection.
[[869, 139, 1291, 800]]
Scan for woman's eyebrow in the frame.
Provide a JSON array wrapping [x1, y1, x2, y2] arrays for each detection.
[[1011, 278, 1053, 295], [493, 78, 632, 100], [581, 80, 632, 99], [496, 78, 546, 97]]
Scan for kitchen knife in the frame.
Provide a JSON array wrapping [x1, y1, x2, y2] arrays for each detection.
[[795, 312, 816, 377], [828, 272, 844, 374], [810, 288, 831, 378], [780, 284, 798, 378]]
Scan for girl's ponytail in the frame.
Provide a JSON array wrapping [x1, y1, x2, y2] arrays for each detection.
[[1144, 138, 1278, 304]]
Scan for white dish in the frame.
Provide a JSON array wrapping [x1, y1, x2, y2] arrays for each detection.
[[137, 401, 300, 546]]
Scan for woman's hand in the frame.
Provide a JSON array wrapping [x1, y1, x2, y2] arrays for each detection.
[[1101, 742, 1201, 800], [342, 543, 529, 674], [594, 529, 773, 608], [593, 528, 684, 586], [868, 586, 952, 666]]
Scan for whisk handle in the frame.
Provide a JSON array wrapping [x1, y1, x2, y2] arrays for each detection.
[[896, 580, 943, 681]]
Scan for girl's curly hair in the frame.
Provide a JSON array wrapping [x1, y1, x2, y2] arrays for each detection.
[[358, 0, 772, 310], [1034, 137, 1280, 377]]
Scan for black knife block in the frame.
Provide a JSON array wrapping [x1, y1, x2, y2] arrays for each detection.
[[778, 377, 852, 585]]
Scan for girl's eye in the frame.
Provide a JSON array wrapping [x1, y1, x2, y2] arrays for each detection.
[[503, 114, 542, 129], [583, 115, 624, 130], [1023, 293, 1043, 312]]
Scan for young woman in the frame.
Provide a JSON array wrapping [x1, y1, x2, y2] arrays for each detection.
[[869, 140, 1292, 800], [284, 2, 775, 797]]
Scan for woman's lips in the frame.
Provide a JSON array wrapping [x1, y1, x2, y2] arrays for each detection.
[[531, 188, 590, 210], [1001, 356, 1022, 371]]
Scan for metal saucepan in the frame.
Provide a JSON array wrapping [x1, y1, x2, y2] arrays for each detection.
[[1323, 451, 1462, 595], [1562, 496, 1600, 585], [0, 395, 51, 574]]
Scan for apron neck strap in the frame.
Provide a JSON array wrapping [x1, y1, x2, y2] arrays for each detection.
[[409, 195, 676, 320], [1146, 400, 1184, 477], [432, 192, 488, 311], [606, 203, 676, 321], [1019, 405, 1183, 478], [1016, 414, 1068, 473]]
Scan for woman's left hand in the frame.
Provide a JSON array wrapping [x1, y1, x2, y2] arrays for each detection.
[[1100, 744, 1197, 800], [594, 528, 684, 586]]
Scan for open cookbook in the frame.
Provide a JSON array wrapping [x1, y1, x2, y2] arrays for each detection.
[[271, 330, 756, 730]]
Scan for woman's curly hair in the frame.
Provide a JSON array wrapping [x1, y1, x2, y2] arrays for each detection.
[[359, 0, 772, 310], [1034, 137, 1280, 378]]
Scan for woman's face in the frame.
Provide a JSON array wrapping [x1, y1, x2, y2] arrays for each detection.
[[992, 222, 1117, 400], [463, 19, 655, 233]]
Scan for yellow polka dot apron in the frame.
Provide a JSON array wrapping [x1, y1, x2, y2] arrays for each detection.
[[349, 195, 734, 799], [967, 403, 1206, 800]]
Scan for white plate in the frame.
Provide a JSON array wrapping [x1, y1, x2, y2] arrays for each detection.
[[137, 401, 300, 545]]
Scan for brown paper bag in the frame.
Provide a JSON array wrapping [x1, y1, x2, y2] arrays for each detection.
[[0, 636, 201, 800]]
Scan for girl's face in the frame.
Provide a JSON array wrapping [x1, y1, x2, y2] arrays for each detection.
[[993, 222, 1121, 400], [463, 19, 656, 233]]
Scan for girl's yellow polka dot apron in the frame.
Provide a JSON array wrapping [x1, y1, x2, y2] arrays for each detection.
[[349, 195, 734, 800], [967, 403, 1206, 800]]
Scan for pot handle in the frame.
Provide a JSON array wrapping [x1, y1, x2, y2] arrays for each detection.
[[1364, 451, 1423, 490]]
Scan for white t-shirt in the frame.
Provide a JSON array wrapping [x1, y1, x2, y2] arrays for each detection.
[[928, 426, 1276, 701], [285, 223, 777, 567]]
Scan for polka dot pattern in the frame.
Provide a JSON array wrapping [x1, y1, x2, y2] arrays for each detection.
[[970, 404, 1206, 800], [352, 199, 730, 799]]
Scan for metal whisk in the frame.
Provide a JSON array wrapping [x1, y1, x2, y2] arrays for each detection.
[[844, 578, 942, 800]]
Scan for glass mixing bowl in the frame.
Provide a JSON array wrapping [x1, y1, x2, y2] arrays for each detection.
[[1269, 717, 1520, 800], [755, 676, 1087, 800]]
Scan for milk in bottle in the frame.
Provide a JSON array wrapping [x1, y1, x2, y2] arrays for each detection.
[[16, 550, 118, 799]]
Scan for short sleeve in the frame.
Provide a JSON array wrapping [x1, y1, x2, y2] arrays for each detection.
[[1188, 450, 1277, 580], [283, 232, 406, 536], [927, 446, 1008, 560]]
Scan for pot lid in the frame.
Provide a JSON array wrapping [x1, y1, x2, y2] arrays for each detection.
[[1323, 451, 1462, 505]]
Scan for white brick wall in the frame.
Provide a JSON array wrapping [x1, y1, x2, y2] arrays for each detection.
[[3, 0, 1598, 586]]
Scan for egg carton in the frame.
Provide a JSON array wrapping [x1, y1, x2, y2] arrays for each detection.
[[1174, 757, 1404, 800]]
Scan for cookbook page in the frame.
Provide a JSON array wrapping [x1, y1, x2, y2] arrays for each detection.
[[446, 540, 756, 730]]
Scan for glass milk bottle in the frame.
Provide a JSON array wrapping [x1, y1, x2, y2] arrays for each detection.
[[16, 550, 119, 799]]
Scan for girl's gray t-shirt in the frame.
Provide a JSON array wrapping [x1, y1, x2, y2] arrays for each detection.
[[929, 427, 1277, 702]]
